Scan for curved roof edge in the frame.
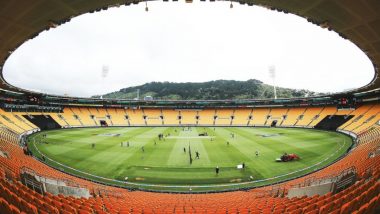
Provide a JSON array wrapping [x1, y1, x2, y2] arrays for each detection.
[[0, 0, 379, 99]]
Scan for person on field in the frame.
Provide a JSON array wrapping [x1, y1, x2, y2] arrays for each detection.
[[255, 150, 259, 157], [216, 166, 219, 175], [196, 151, 200, 159]]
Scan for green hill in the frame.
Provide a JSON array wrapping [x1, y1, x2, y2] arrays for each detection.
[[95, 79, 324, 100]]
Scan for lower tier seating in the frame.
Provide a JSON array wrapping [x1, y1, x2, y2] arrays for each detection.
[[0, 107, 379, 213]]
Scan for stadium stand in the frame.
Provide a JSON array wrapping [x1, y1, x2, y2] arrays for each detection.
[[0, 119, 380, 213], [294, 107, 323, 127], [70, 107, 96, 127], [265, 108, 288, 127], [162, 109, 180, 125], [214, 109, 233, 126], [251, 108, 271, 126], [281, 107, 305, 127], [11, 104, 375, 131], [2, 107, 380, 210], [197, 109, 215, 126], [8, 113, 37, 131], [180, 110, 198, 126], [125, 109, 145, 126], [49, 113, 70, 127], [113, 108, 130, 126], [59, 109, 82, 127], [231, 108, 252, 126], [144, 109, 163, 125], [342, 105, 380, 133]]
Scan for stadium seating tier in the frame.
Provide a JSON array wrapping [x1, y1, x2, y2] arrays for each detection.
[[0, 105, 380, 213]]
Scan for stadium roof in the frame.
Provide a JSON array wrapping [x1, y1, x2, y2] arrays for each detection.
[[1, 0, 379, 96]]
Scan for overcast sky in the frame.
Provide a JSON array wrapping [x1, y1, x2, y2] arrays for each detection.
[[3, 1, 374, 98]]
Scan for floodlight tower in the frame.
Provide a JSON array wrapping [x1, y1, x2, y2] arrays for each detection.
[[269, 65, 277, 99], [100, 65, 109, 99]]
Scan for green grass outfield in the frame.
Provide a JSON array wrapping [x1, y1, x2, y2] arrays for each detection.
[[27, 127, 352, 192]]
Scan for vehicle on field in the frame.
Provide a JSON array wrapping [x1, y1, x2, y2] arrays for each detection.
[[276, 153, 300, 162]]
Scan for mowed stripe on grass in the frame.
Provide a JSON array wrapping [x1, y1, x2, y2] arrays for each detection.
[[29, 127, 352, 188]]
